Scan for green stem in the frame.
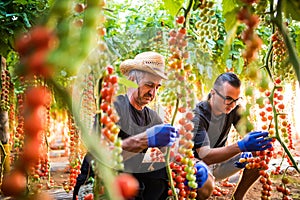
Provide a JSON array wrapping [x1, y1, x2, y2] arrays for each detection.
[[183, 0, 194, 28], [263, 41, 274, 81], [270, 86, 300, 173], [165, 98, 180, 200], [262, 0, 276, 81], [171, 98, 180, 126]]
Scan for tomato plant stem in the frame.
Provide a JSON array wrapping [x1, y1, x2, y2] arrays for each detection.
[[183, 0, 194, 28], [165, 98, 180, 200], [270, 86, 300, 173]]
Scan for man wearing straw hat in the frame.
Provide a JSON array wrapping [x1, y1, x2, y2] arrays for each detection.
[[74, 52, 210, 200], [116, 51, 209, 200]]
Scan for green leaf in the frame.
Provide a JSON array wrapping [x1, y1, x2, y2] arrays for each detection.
[[118, 76, 138, 88], [223, 9, 238, 33], [161, 0, 184, 16], [222, 22, 239, 61], [193, 0, 200, 11], [295, 29, 300, 56], [236, 56, 244, 74], [222, 0, 238, 15], [283, 0, 300, 21]]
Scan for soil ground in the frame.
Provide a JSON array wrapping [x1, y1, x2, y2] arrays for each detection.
[[48, 156, 300, 200], [1, 155, 299, 200]]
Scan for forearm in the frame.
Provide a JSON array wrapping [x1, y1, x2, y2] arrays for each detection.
[[122, 132, 148, 160], [199, 143, 241, 165]]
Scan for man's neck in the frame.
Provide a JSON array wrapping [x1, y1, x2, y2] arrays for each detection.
[[209, 100, 222, 116], [127, 94, 144, 110]]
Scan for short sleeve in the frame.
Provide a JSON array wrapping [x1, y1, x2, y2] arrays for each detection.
[[192, 106, 210, 149]]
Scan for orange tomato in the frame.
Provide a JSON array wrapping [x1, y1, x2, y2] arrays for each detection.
[[115, 173, 139, 199], [1, 169, 27, 197]]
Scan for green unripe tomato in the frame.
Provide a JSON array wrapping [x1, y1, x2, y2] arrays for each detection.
[[186, 173, 196, 181], [202, 8, 209, 15], [255, 97, 264, 106], [188, 181, 198, 189], [210, 18, 217, 25], [188, 74, 196, 82], [208, 9, 215, 16], [195, 21, 202, 29], [245, 87, 253, 96], [202, 16, 209, 23], [206, 1, 214, 8]]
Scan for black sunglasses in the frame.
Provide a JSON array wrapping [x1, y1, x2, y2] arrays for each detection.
[[214, 88, 242, 105]]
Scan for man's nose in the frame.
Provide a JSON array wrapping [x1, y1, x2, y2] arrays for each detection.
[[148, 88, 157, 97]]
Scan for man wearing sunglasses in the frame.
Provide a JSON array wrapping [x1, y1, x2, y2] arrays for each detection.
[[192, 72, 273, 199]]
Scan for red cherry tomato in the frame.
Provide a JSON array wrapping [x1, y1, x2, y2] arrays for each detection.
[[176, 16, 185, 24], [115, 173, 139, 199]]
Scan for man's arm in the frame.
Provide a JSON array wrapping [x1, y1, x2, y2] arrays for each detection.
[[121, 124, 178, 160], [121, 132, 148, 160], [196, 143, 241, 165], [197, 131, 273, 165]]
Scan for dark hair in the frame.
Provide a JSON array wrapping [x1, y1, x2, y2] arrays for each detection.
[[213, 72, 241, 89], [207, 72, 241, 100]]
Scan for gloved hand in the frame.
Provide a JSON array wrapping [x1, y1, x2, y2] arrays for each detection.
[[146, 124, 178, 147], [194, 162, 208, 188], [234, 152, 253, 168], [237, 131, 272, 152]]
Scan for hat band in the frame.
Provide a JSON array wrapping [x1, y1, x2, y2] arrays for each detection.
[[142, 61, 164, 73]]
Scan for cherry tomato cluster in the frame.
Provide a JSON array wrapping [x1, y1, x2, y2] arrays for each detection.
[[25, 85, 52, 194], [272, 30, 287, 63], [259, 170, 273, 200], [161, 15, 199, 199], [176, 109, 197, 188], [64, 116, 82, 193], [99, 65, 123, 172], [276, 176, 292, 200], [149, 147, 165, 162], [0, 66, 12, 111], [260, 77, 295, 154], [168, 30, 188, 69], [212, 185, 230, 197], [99, 66, 120, 142], [15, 26, 57, 77], [249, 76, 298, 199], [194, 0, 219, 51], [237, 7, 262, 62], [73, 1, 107, 36], [80, 74, 97, 132], [1, 86, 51, 198], [27, 153, 51, 193], [169, 162, 198, 200], [14, 93, 25, 153], [160, 16, 195, 106], [22, 86, 51, 169]]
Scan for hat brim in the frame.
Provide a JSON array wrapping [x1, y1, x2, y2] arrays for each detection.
[[120, 59, 167, 79]]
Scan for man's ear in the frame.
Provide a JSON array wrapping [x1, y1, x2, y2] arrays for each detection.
[[210, 89, 215, 95]]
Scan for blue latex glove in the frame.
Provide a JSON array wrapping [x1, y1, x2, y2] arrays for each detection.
[[237, 131, 272, 152], [195, 162, 208, 188], [234, 152, 253, 168], [146, 124, 178, 147]]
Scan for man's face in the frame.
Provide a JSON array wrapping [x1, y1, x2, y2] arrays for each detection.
[[211, 82, 241, 114], [132, 72, 162, 108]]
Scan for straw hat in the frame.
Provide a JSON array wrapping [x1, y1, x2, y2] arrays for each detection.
[[120, 51, 167, 79]]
